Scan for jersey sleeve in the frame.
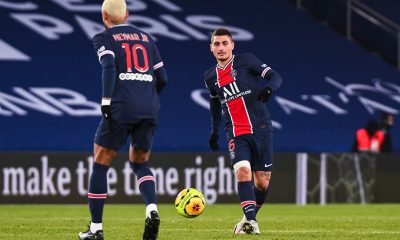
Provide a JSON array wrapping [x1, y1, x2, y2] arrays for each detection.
[[244, 53, 272, 78], [245, 53, 282, 90], [150, 40, 167, 93], [204, 71, 218, 98], [204, 71, 221, 134], [92, 33, 116, 98], [151, 41, 164, 71], [92, 33, 115, 63]]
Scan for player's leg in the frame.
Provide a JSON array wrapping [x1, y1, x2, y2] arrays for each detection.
[[129, 147, 157, 215], [129, 120, 159, 240], [240, 170, 270, 235], [238, 130, 273, 235], [252, 130, 273, 216], [79, 119, 127, 240], [253, 171, 271, 214], [229, 136, 258, 234]]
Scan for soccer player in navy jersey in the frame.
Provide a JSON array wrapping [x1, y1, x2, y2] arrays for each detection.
[[204, 28, 282, 235], [78, 0, 167, 239]]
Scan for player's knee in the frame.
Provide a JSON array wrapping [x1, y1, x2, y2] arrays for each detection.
[[254, 171, 271, 190], [233, 160, 252, 181], [254, 180, 269, 191], [94, 144, 117, 166]]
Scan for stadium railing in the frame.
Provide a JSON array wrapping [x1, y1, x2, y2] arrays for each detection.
[[291, 0, 400, 70]]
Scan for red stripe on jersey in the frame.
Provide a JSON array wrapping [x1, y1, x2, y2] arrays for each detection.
[[217, 60, 252, 137], [216, 62, 234, 87], [227, 97, 253, 136]]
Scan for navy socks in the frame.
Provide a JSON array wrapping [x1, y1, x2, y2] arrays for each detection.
[[237, 181, 256, 221], [88, 162, 109, 223]]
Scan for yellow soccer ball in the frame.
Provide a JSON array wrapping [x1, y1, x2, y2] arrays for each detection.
[[175, 188, 206, 218]]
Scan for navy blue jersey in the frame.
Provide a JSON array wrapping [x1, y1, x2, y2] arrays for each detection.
[[204, 53, 278, 138], [92, 24, 164, 123]]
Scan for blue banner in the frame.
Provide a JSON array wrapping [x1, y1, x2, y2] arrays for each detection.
[[0, 0, 399, 152]]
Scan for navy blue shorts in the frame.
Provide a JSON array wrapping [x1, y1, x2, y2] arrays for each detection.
[[228, 130, 273, 171], [94, 118, 156, 151]]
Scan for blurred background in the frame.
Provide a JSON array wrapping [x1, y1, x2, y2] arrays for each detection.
[[0, 0, 399, 204]]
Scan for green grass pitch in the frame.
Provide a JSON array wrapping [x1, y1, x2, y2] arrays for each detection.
[[0, 204, 399, 239]]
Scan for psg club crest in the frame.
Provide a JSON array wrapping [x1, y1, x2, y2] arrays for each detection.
[[230, 69, 237, 77]]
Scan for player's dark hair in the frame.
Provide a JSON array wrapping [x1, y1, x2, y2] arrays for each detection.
[[211, 28, 233, 42]]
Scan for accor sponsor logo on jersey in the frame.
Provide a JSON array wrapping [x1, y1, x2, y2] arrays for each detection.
[[119, 73, 153, 81]]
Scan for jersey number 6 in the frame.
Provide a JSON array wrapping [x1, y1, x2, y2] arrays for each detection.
[[122, 43, 149, 73]]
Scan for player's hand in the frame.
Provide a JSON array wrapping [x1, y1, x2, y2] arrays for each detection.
[[101, 98, 115, 131], [257, 87, 272, 103], [209, 133, 219, 151]]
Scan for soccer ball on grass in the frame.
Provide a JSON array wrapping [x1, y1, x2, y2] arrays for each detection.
[[174, 188, 206, 218]]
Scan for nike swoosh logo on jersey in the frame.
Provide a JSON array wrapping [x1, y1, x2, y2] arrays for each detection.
[[264, 163, 272, 168]]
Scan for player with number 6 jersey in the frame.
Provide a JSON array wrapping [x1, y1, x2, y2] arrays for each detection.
[[204, 28, 282, 235]]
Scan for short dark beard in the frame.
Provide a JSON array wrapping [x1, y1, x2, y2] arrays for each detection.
[[218, 56, 229, 62]]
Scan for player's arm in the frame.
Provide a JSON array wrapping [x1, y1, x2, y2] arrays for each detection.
[[257, 69, 282, 102], [152, 41, 167, 94], [205, 75, 221, 151], [246, 53, 283, 102], [210, 95, 222, 135], [263, 68, 282, 91], [246, 53, 283, 90], [100, 55, 116, 100], [154, 67, 167, 94], [93, 34, 116, 125], [93, 34, 116, 100]]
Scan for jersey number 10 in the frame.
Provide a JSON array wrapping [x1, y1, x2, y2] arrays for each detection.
[[122, 43, 149, 73]]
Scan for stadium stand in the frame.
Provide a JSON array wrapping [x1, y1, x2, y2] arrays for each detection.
[[294, 0, 400, 68], [360, 0, 400, 24], [0, 0, 399, 152]]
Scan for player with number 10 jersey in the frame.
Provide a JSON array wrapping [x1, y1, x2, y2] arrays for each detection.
[[79, 3, 167, 238], [92, 24, 166, 123]]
